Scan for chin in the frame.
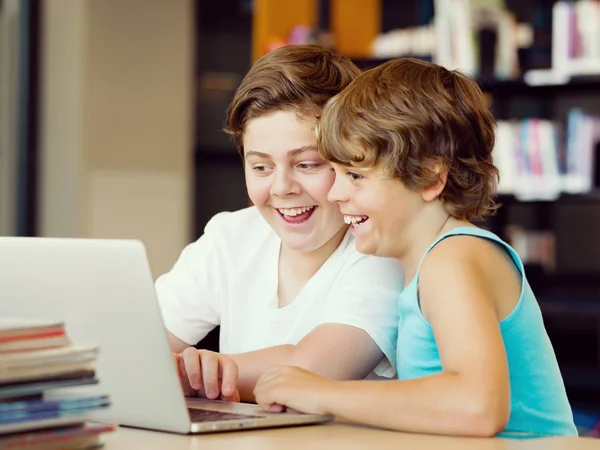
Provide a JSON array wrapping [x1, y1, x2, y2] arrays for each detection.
[[355, 240, 376, 256]]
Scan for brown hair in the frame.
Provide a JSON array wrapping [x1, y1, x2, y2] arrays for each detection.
[[318, 58, 499, 221], [225, 45, 361, 156]]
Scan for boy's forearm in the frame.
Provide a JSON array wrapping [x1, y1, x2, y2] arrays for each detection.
[[229, 325, 385, 402], [320, 374, 508, 437], [230, 345, 297, 402]]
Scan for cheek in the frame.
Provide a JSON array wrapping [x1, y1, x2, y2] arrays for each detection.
[[355, 191, 387, 222], [302, 171, 336, 203], [372, 192, 411, 230], [245, 174, 271, 206]]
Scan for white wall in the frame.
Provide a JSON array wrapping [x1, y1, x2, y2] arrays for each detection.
[[39, 0, 194, 277]]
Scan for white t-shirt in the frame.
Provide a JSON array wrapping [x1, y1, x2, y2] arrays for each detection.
[[156, 207, 404, 375]]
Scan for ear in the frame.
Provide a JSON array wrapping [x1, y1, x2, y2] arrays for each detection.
[[421, 162, 448, 202]]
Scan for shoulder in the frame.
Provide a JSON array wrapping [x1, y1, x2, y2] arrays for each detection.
[[419, 229, 521, 318], [183, 207, 274, 267], [421, 229, 514, 279], [205, 206, 269, 233], [203, 206, 273, 243]]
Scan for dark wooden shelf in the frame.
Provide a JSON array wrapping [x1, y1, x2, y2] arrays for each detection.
[[539, 295, 600, 316], [496, 192, 600, 204], [350, 57, 600, 94], [195, 146, 241, 163], [562, 367, 600, 392], [350, 56, 432, 70], [479, 74, 600, 95]]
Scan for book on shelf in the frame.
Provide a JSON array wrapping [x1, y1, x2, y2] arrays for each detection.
[[505, 226, 556, 272], [493, 109, 600, 200], [433, 0, 523, 79], [526, 0, 600, 85]]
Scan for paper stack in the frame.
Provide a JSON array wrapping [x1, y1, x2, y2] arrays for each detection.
[[0, 318, 114, 449]]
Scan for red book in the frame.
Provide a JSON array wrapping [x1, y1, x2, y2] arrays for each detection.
[[0, 319, 65, 343]]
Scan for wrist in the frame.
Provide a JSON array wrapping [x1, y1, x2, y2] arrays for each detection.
[[318, 380, 346, 415]]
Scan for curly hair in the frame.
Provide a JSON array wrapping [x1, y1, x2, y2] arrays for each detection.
[[225, 45, 361, 156], [318, 57, 499, 222]]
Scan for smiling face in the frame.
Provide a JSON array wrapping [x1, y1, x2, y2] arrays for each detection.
[[327, 163, 425, 259], [243, 110, 346, 253]]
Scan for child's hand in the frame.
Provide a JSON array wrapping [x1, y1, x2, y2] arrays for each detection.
[[173, 348, 240, 402], [253, 366, 337, 415]]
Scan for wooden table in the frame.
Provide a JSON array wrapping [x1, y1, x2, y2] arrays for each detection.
[[102, 422, 598, 449]]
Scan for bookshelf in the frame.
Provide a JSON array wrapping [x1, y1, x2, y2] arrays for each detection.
[[353, 57, 600, 93], [489, 66, 600, 405], [192, 0, 600, 407], [347, 1, 600, 409]]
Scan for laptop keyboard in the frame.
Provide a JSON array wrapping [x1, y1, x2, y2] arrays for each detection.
[[188, 408, 265, 423]]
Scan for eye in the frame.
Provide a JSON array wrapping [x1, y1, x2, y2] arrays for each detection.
[[252, 164, 271, 174], [297, 162, 321, 171], [347, 171, 363, 181]]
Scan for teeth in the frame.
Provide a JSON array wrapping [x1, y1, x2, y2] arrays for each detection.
[[278, 206, 315, 217], [344, 215, 369, 225]]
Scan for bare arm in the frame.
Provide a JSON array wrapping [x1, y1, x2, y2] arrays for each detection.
[[231, 323, 382, 401], [226, 255, 401, 401], [177, 242, 401, 402], [168, 331, 191, 354], [255, 239, 514, 436], [180, 323, 383, 402]]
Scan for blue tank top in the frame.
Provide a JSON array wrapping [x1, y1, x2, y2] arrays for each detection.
[[396, 226, 577, 438]]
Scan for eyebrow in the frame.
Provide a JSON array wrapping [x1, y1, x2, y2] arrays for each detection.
[[245, 145, 318, 160]]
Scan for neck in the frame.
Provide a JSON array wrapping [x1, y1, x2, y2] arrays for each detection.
[[279, 225, 348, 279], [395, 205, 460, 285]]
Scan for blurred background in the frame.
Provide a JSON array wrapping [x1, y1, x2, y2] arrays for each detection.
[[1, 0, 599, 431]]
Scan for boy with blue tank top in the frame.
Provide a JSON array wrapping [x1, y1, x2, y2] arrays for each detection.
[[252, 57, 577, 438]]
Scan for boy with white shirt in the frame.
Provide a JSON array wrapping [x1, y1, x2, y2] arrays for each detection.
[[155, 45, 404, 402]]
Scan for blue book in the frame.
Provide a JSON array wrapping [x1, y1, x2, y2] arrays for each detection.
[[0, 372, 97, 400], [0, 395, 110, 424]]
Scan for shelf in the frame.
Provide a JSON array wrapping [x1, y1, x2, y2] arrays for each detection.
[[479, 74, 600, 95], [350, 58, 600, 94], [350, 56, 433, 70], [562, 367, 600, 392], [529, 270, 600, 292], [195, 146, 241, 163], [539, 296, 600, 316], [496, 192, 600, 204]]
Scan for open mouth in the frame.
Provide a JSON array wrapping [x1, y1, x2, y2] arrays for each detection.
[[276, 206, 316, 224], [344, 215, 369, 228]]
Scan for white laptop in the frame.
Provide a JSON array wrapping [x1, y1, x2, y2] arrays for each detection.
[[0, 237, 333, 434]]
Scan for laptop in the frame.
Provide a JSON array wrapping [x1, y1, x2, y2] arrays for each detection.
[[0, 237, 333, 434]]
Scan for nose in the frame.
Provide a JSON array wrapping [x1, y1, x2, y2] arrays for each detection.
[[327, 174, 347, 204], [270, 168, 301, 197]]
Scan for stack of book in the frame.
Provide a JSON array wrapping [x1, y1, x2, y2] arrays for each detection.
[[0, 318, 114, 449]]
